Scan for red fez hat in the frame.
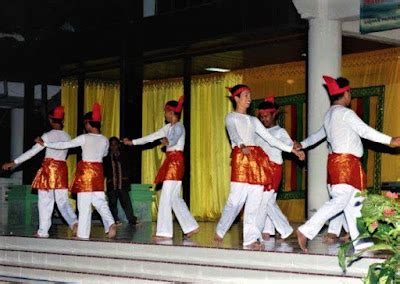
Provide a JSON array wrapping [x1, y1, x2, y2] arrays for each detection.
[[323, 75, 350, 96], [49, 106, 65, 120], [91, 103, 102, 122], [165, 96, 184, 113], [225, 86, 251, 98]]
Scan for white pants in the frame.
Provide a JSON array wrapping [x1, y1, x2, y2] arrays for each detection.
[[298, 184, 366, 248], [37, 189, 78, 237], [326, 185, 349, 236], [77, 192, 115, 239], [216, 182, 264, 246], [257, 192, 293, 239], [156, 180, 199, 238]]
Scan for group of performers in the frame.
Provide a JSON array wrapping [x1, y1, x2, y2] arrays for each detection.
[[2, 75, 400, 252]]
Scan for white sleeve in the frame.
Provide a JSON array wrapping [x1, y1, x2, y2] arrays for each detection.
[[44, 135, 85, 150], [103, 139, 109, 157], [14, 133, 46, 164], [300, 126, 326, 149], [132, 125, 168, 145], [225, 115, 244, 146], [278, 128, 294, 147], [344, 109, 392, 145], [254, 118, 293, 153]]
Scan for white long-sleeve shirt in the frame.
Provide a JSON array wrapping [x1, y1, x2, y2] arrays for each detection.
[[44, 133, 109, 162], [301, 105, 392, 157], [255, 125, 293, 165], [132, 122, 185, 151], [225, 112, 293, 153], [14, 130, 71, 165]]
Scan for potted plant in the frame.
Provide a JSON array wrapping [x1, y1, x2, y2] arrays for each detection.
[[338, 191, 399, 283]]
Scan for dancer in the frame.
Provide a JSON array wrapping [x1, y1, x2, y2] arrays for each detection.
[[2, 106, 78, 238], [296, 76, 400, 252], [36, 103, 117, 240], [255, 96, 294, 240], [215, 85, 304, 248], [123, 96, 199, 239]]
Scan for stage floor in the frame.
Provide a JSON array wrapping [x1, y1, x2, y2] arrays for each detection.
[[0, 221, 388, 258]]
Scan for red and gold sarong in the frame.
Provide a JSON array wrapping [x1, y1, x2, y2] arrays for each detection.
[[71, 161, 104, 193], [154, 151, 184, 184], [270, 161, 283, 192], [231, 146, 273, 189], [327, 153, 366, 191], [32, 158, 68, 190]]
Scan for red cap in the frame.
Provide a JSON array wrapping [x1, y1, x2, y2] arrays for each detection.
[[91, 103, 101, 122], [323, 75, 350, 96], [49, 106, 65, 120], [165, 96, 184, 113], [225, 86, 251, 98]]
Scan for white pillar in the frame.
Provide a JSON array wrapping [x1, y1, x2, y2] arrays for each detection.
[[10, 108, 24, 182], [307, 17, 341, 217]]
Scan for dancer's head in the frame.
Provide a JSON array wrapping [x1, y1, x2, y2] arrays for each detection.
[[83, 103, 101, 133], [323, 76, 351, 106], [257, 96, 279, 128], [164, 96, 183, 123], [48, 106, 64, 129], [226, 84, 251, 112]]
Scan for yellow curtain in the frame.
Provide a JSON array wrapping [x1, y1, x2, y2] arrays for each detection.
[[141, 79, 183, 184], [60, 79, 78, 187], [84, 80, 120, 138], [342, 48, 400, 183], [190, 73, 243, 220]]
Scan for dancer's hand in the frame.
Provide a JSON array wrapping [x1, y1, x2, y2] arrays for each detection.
[[240, 144, 250, 155], [390, 137, 400, 147], [2, 161, 15, 170], [292, 149, 305, 161], [35, 137, 44, 145], [293, 140, 302, 151], [123, 138, 133, 146], [160, 138, 169, 146]]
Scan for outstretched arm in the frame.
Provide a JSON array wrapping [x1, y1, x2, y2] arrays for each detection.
[[40, 135, 85, 150], [300, 127, 326, 149]]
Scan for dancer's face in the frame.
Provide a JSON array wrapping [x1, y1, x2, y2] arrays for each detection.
[[258, 112, 275, 128], [164, 110, 174, 123], [235, 90, 252, 110]]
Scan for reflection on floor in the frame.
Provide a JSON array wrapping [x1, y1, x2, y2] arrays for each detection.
[[0, 221, 388, 258]]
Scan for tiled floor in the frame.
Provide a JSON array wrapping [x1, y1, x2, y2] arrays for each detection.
[[0, 220, 388, 258]]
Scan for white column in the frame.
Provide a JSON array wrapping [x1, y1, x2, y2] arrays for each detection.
[[307, 18, 342, 217], [10, 108, 24, 182]]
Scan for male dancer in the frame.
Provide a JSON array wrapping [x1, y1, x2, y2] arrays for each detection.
[[296, 76, 400, 252], [2, 106, 78, 238], [124, 96, 199, 239], [215, 85, 304, 248], [255, 96, 294, 240], [36, 103, 117, 239]]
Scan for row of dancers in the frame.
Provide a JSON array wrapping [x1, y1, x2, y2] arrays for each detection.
[[2, 75, 400, 252]]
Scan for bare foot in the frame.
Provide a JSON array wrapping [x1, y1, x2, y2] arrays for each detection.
[[262, 233, 271, 241], [296, 229, 308, 252], [340, 233, 350, 242], [245, 241, 263, 250], [71, 223, 78, 237], [152, 235, 173, 240], [107, 224, 117, 239], [323, 233, 338, 244], [185, 228, 199, 238], [214, 233, 223, 242]]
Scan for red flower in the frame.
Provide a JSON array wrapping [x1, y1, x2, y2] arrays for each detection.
[[383, 207, 396, 217], [385, 191, 399, 199], [370, 221, 378, 232]]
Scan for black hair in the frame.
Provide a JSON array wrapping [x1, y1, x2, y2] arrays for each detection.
[[83, 111, 101, 130], [109, 136, 119, 144], [228, 84, 250, 109], [165, 100, 182, 119], [258, 101, 278, 111], [328, 77, 350, 103]]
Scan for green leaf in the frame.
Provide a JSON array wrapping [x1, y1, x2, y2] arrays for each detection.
[[338, 241, 353, 272]]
